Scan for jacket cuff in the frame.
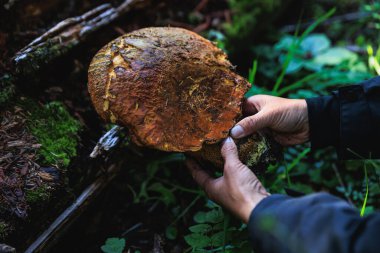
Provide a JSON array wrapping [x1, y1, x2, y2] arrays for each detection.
[[338, 85, 375, 158], [306, 94, 339, 149]]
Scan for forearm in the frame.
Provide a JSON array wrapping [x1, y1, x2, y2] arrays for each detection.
[[306, 76, 380, 159], [248, 193, 380, 253]]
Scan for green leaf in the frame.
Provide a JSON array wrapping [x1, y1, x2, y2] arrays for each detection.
[[101, 238, 126, 253], [194, 209, 223, 224], [211, 231, 225, 247], [274, 35, 296, 51], [350, 62, 368, 73], [313, 47, 357, 66], [303, 61, 324, 72], [188, 224, 212, 234], [301, 34, 331, 56], [245, 85, 270, 98], [184, 233, 211, 248], [285, 58, 304, 74], [165, 225, 178, 240], [193, 211, 207, 223], [148, 182, 175, 206]]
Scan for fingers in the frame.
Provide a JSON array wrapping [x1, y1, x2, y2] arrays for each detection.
[[231, 111, 269, 138], [221, 137, 242, 167], [242, 98, 259, 115], [185, 159, 218, 193], [242, 95, 268, 114]]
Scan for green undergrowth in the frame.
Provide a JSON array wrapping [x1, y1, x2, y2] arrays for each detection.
[[25, 100, 81, 168], [100, 2, 380, 252], [25, 184, 51, 204], [0, 100, 79, 240]]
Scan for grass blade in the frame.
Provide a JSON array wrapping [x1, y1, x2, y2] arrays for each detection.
[[285, 147, 311, 185], [277, 72, 320, 96], [248, 59, 258, 85], [272, 8, 336, 94], [360, 162, 369, 217]]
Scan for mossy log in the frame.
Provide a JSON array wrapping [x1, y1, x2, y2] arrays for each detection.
[[0, 101, 80, 245], [13, 0, 148, 78]]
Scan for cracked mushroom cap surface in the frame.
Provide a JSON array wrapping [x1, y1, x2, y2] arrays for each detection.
[[88, 27, 250, 152]]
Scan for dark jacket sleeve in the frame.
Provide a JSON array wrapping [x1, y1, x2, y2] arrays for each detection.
[[248, 193, 380, 253], [306, 76, 380, 159]]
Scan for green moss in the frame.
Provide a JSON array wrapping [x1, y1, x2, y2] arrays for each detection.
[[27, 101, 81, 168], [15, 40, 76, 76], [25, 185, 51, 204]]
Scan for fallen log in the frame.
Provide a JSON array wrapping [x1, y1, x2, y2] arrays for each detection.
[[25, 160, 124, 253], [12, 0, 148, 77]]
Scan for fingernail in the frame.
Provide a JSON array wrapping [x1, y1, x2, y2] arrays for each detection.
[[223, 137, 233, 144], [231, 125, 244, 138]]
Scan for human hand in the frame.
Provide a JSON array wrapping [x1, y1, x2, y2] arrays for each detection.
[[231, 95, 309, 146], [186, 137, 269, 223]]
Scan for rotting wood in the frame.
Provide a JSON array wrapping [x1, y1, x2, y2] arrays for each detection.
[[13, 0, 148, 77], [90, 126, 124, 158], [24, 162, 123, 253]]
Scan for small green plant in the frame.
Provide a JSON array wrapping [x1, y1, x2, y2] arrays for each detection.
[[367, 45, 380, 75], [102, 5, 380, 251], [184, 201, 252, 253], [25, 184, 51, 204], [207, 30, 227, 52], [275, 33, 362, 74], [363, 2, 380, 30], [242, 3, 380, 227], [133, 153, 186, 204], [101, 238, 126, 253]]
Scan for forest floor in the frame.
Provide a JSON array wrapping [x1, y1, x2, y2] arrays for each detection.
[[1, 0, 379, 252]]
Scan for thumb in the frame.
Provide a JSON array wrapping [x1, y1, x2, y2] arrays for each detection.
[[230, 111, 270, 138], [221, 137, 242, 166]]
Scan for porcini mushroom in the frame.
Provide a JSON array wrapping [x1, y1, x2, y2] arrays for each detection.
[[88, 27, 280, 172]]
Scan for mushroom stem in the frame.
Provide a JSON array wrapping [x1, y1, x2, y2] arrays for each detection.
[[188, 133, 282, 175]]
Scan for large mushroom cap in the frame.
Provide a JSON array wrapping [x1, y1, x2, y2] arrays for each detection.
[[88, 27, 250, 152]]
